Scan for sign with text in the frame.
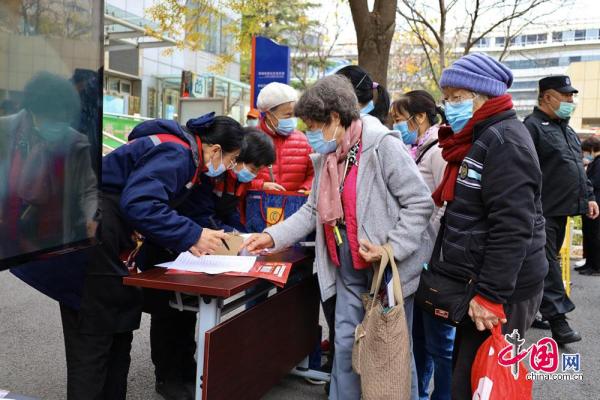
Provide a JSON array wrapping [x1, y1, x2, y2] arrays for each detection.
[[250, 36, 291, 109]]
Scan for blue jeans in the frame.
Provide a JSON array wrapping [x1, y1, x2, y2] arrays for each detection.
[[412, 308, 455, 400]]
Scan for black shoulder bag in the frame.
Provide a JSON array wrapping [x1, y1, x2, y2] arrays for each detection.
[[415, 217, 477, 326]]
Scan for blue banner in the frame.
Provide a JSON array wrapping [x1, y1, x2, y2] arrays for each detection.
[[251, 36, 291, 108]]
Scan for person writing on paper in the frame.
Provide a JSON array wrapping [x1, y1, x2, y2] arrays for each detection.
[[137, 127, 274, 400], [251, 82, 314, 193], [61, 113, 244, 400], [243, 74, 434, 400], [179, 128, 276, 233]]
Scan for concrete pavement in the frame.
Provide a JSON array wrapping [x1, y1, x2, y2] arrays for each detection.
[[1, 263, 598, 399]]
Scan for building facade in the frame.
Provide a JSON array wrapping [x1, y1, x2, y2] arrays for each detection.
[[468, 20, 600, 128], [104, 0, 250, 125]]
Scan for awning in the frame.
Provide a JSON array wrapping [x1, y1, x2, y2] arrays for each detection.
[[104, 4, 177, 51]]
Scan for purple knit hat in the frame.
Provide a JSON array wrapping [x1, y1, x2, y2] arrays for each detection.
[[440, 53, 513, 97]]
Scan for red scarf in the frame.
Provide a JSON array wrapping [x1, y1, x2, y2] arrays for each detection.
[[432, 94, 513, 206]]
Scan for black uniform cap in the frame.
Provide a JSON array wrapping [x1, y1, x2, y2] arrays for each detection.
[[539, 75, 578, 94]]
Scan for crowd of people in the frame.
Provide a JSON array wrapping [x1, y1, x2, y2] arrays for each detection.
[[4, 50, 597, 400]]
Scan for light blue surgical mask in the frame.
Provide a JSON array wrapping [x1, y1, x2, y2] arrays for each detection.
[[246, 119, 259, 128], [360, 100, 374, 115], [235, 163, 257, 183], [306, 125, 338, 154], [394, 120, 418, 145], [275, 117, 297, 136], [38, 121, 70, 142], [205, 149, 226, 177], [445, 99, 474, 133], [555, 101, 576, 119], [584, 155, 594, 163]]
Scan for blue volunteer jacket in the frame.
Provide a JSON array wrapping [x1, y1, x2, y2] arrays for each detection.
[[102, 119, 203, 253]]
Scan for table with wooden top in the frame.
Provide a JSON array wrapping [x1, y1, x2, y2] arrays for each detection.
[[123, 248, 330, 400]]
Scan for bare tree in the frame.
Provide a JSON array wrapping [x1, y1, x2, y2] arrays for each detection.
[[348, 0, 398, 87], [290, 2, 344, 89], [396, 0, 563, 88]]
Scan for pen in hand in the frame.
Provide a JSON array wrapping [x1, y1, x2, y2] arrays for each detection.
[[208, 216, 230, 250]]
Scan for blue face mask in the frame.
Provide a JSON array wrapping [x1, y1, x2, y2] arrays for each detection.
[[205, 149, 226, 177], [584, 155, 594, 163], [360, 100, 375, 115], [445, 99, 474, 133], [275, 117, 297, 136], [555, 101, 576, 119], [306, 125, 338, 154], [394, 120, 418, 145], [246, 119, 259, 128], [38, 121, 70, 142], [235, 163, 257, 183]]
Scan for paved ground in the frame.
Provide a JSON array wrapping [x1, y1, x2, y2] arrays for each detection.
[[1, 262, 598, 399]]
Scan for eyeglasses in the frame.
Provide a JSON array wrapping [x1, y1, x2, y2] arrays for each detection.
[[226, 158, 237, 170], [441, 92, 478, 106]]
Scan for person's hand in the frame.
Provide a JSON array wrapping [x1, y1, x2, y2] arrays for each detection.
[[189, 229, 230, 256], [86, 220, 98, 237], [263, 182, 285, 191], [588, 201, 599, 219], [358, 239, 384, 263], [468, 298, 507, 331], [241, 233, 274, 255], [298, 189, 310, 194]]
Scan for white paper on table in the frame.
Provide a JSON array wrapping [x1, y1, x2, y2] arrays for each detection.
[[157, 251, 256, 274]]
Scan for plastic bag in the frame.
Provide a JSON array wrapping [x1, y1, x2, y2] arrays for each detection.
[[471, 325, 532, 400]]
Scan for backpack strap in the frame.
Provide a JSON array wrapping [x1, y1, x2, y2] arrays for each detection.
[[415, 139, 439, 165]]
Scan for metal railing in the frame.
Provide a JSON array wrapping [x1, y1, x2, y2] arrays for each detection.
[[102, 130, 127, 155]]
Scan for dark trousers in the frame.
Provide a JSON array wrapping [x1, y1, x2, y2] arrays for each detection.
[[60, 304, 133, 400], [322, 294, 336, 366], [539, 216, 575, 320], [451, 291, 542, 400], [145, 288, 197, 383], [582, 216, 600, 270]]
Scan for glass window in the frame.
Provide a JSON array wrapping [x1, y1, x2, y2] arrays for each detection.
[[120, 81, 131, 94], [495, 37, 505, 46], [108, 78, 120, 93], [586, 29, 599, 40], [0, 0, 102, 268], [147, 87, 157, 118], [575, 29, 586, 41], [552, 31, 563, 42]]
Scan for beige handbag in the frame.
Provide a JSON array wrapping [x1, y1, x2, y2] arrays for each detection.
[[352, 244, 412, 400]]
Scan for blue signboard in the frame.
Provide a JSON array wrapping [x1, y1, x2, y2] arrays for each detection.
[[251, 36, 291, 109]]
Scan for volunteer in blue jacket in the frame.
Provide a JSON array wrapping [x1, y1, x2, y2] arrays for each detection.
[[140, 128, 275, 400], [61, 112, 244, 400], [182, 128, 277, 232]]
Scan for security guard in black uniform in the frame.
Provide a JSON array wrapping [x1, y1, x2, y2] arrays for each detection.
[[524, 75, 599, 344]]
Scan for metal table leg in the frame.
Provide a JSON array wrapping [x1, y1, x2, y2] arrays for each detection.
[[195, 296, 221, 400]]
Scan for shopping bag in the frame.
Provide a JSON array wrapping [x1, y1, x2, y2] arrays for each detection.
[[245, 189, 308, 232], [471, 325, 532, 400], [352, 244, 411, 400]]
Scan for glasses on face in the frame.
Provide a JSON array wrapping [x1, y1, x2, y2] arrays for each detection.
[[226, 157, 237, 170], [442, 92, 477, 106]]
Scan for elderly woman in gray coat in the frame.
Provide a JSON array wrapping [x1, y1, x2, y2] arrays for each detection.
[[243, 75, 433, 400]]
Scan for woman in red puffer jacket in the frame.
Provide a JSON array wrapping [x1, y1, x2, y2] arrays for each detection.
[[251, 82, 314, 192]]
